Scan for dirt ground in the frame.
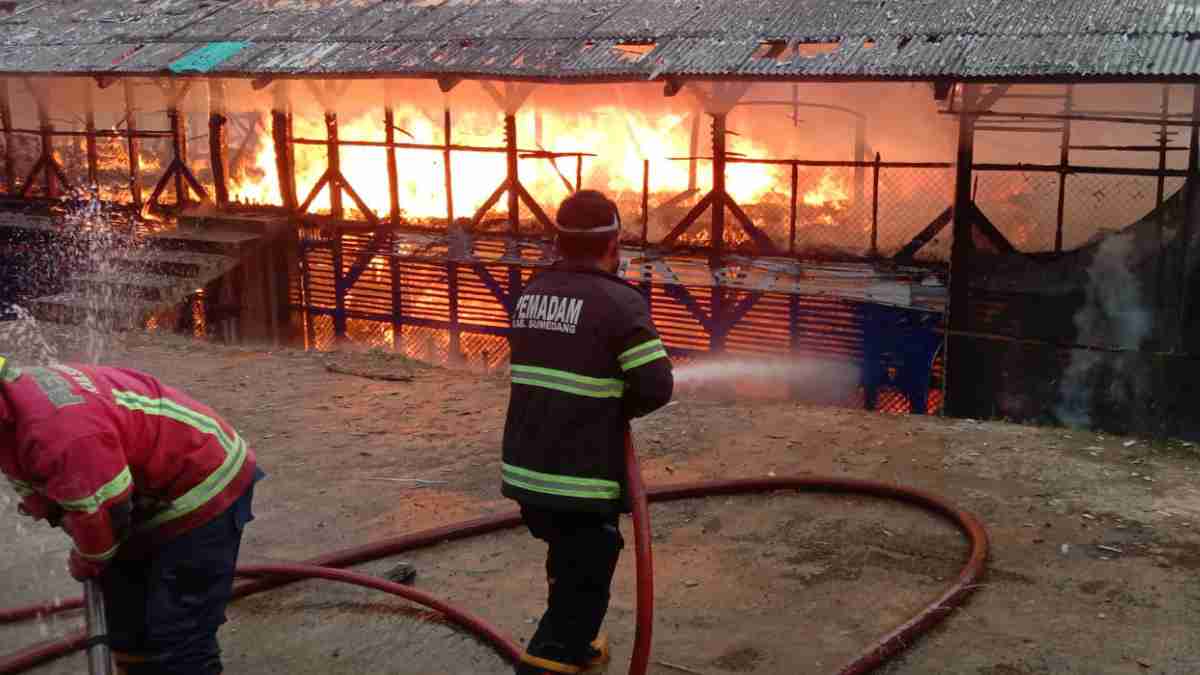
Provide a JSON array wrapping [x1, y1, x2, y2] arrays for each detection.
[[2, 329, 1199, 675]]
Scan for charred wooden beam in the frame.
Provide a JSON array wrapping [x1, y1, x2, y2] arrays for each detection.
[[443, 108, 454, 223], [94, 75, 117, 90], [437, 76, 461, 93], [208, 80, 229, 208], [663, 78, 684, 97], [947, 84, 979, 418], [711, 113, 727, 266], [384, 107, 401, 226], [123, 80, 142, 210], [1055, 85, 1074, 253], [168, 107, 186, 206], [505, 113, 519, 234], [326, 111, 343, 219], [84, 83, 98, 188], [251, 77, 274, 91], [0, 80, 14, 194]]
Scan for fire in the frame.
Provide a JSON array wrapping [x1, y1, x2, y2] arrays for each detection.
[[228, 105, 783, 223], [803, 169, 850, 209]]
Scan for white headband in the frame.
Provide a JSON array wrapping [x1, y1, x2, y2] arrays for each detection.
[[554, 212, 620, 235]]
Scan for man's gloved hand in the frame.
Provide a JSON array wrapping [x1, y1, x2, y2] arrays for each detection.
[[68, 550, 105, 581]]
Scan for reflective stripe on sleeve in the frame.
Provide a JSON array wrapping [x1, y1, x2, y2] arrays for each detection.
[[510, 365, 625, 399], [618, 338, 669, 371], [76, 542, 120, 562], [58, 467, 132, 513], [6, 477, 35, 498], [502, 463, 621, 500]]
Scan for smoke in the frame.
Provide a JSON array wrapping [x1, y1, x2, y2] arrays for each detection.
[[673, 354, 861, 404], [1056, 231, 1154, 428]]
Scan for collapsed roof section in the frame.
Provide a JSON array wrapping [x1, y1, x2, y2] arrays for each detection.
[[0, 0, 1197, 82]]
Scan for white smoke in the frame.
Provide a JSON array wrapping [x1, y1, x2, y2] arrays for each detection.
[[1056, 231, 1153, 427], [673, 354, 862, 403]]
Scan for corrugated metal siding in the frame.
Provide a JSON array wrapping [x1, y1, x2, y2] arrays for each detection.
[[1, 0, 1199, 80]]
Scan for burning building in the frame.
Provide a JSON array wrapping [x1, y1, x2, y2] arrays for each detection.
[[0, 0, 1197, 435]]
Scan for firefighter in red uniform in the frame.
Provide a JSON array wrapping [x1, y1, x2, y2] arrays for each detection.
[[0, 355, 261, 675], [502, 191, 674, 674]]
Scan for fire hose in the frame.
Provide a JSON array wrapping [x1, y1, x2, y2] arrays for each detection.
[[0, 434, 988, 675]]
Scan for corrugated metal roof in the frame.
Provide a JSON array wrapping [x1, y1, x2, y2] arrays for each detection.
[[0, 0, 1197, 81]]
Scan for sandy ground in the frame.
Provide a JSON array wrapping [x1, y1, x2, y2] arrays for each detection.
[[1, 329, 1199, 675]]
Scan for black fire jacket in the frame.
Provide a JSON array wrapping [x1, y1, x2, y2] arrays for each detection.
[[501, 264, 674, 514]]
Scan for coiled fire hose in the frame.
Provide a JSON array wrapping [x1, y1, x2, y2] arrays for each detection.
[[0, 433, 988, 675]]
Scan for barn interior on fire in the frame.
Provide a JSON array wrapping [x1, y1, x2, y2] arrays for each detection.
[[0, 0, 1197, 436]]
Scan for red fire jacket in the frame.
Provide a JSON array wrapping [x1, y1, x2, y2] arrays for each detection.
[[0, 363, 256, 564]]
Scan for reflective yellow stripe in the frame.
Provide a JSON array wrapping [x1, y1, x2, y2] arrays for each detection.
[[7, 477, 35, 498], [618, 338, 669, 371], [111, 390, 248, 530], [76, 542, 120, 562], [58, 467, 132, 513], [502, 463, 620, 500], [510, 365, 625, 399], [520, 652, 581, 674]]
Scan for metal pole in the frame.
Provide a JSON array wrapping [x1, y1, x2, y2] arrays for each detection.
[[505, 113, 519, 234], [871, 151, 881, 257], [947, 84, 979, 418], [83, 580, 112, 675], [123, 80, 142, 210], [788, 162, 798, 255], [443, 107, 455, 224], [384, 107, 400, 226], [325, 111, 343, 219], [1055, 85, 1074, 253], [209, 80, 229, 209]]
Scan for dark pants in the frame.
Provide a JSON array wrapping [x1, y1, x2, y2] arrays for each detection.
[[518, 505, 624, 670], [100, 484, 256, 675]]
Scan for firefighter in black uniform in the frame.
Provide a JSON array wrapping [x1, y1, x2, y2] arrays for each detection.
[[502, 190, 674, 674]]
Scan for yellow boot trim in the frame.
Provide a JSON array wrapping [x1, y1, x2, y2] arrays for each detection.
[[520, 652, 582, 674], [586, 634, 611, 669]]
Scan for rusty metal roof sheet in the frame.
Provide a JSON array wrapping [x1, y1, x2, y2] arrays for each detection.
[[0, 0, 1198, 81]]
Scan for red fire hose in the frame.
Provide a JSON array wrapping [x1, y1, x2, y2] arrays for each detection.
[[0, 436, 988, 675]]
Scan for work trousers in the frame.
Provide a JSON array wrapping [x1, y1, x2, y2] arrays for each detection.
[[100, 482, 257, 675], [519, 504, 624, 668]]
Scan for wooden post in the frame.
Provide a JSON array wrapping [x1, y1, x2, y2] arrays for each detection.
[[390, 254, 403, 352], [687, 111, 700, 193], [447, 261, 462, 363], [271, 109, 297, 211], [1054, 85, 1074, 253], [788, 162, 798, 255], [325, 111, 343, 219], [124, 80, 143, 210], [711, 113, 727, 265], [1157, 85, 1171, 207], [0, 79, 13, 193], [385, 107, 401, 226], [443, 108, 455, 223], [946, 84, 979, 418], [870, 152, 881, 257], [33, 83, 57, 198], [208, 80, 229, 208], [1178, 86, 1200, 353], [333, 233, 347, 338], [168, 105, 185, 206], [641, 158, 649, 244], [505, 113, 519, 234], [84, 82, 99, 188], [853, 117, 867, 210]]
